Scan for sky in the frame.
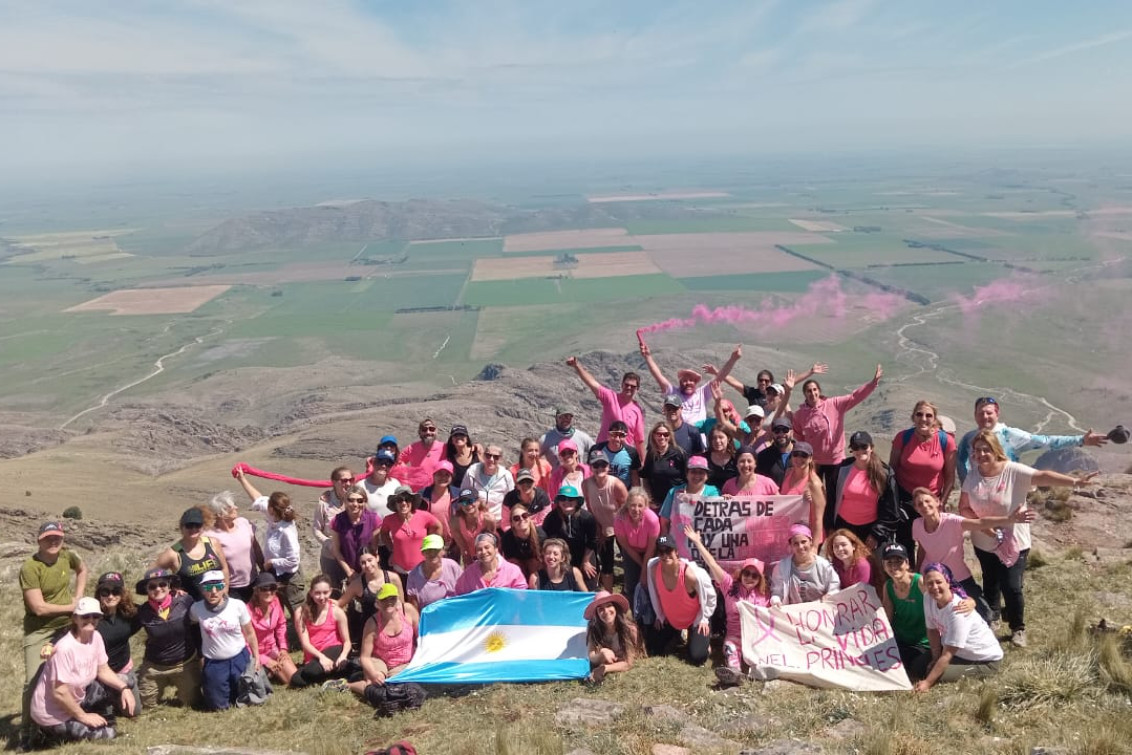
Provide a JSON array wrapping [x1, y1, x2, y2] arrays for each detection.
[[2, 0, 1132, 182]]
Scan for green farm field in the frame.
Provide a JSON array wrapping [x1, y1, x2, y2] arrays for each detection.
[[463, 273, 684, 307]]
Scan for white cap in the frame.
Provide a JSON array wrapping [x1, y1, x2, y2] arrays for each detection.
[[74, 597, 103, 616], [768, 383, 784, 395], [200, 570, 226, 585], [745, 404, 766, 419], [937, 415, 957, 434]]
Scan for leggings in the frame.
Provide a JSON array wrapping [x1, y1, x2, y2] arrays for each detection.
[[289, 644, 349, 688], [646, 621, 710, 666], [974, 547, 1028, 631]]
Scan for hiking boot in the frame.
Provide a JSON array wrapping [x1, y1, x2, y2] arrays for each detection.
[[714, 666, 744, 687], [1011, 630, 1028, 648], [321, 678, 348, 692]]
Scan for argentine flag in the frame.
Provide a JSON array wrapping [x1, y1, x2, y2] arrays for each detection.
[[389, 588, 591, 684]]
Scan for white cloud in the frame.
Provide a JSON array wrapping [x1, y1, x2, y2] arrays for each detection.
[[1011, 29, 1132, 68]]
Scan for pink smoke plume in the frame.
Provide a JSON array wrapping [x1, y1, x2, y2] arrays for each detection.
[[636, 276, 905, 337], [950, 276, 1041, 316]]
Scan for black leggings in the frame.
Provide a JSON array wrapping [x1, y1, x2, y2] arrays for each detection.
[[646, 621, 710, 666], [289, 645, 349, 688], [974, 547, 1028, 631]]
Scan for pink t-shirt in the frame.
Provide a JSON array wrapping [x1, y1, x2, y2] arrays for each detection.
[[614, 508, 660, 552], [548, 465, 590, 500], [654, 561, 700, 630], [380, 510, 441, 572], [303, 607, 344, 662], [249, 596, 288, 662], [838, 467, 877, 526], [833, 556, 872, 588], [595, 384, 646, 449], [206, 517, 258, 589], [717, 572, 770, 642], [397, 441, 445, 490], [792, 380, 877, 465], [893, 431, 948, 494], [32, 631, 107, 727], [423, 488, 453, 543], [912, 512, 972, 581], [371, 607, 417, 669], [722, 475, 779, 497], [454, 557, 529, 594]]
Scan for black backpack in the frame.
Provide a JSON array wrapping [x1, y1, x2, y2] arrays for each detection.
[[363, 682, 427, 717]]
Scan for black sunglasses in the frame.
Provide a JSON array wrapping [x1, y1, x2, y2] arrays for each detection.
[[97, 587, 122, 598]]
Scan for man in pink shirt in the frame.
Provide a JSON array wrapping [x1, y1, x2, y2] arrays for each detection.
[[566, 355, 646, 459], [397, 418, 445, 490]]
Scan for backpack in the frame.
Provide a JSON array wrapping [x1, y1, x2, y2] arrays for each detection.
[[899, 428, 949, 454], [365, 742, 418, 755], [363, 682, 427, 717]]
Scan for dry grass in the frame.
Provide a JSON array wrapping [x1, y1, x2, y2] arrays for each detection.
[[6, 547, 1132, 754]]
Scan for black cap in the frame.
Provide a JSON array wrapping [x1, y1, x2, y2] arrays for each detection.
[[771, 416, 792, 430], [588, 451, 609, 467], [656, 535, 677, 552], [253, 572, 278, 588], [449, 424, 469, 438], [663, 395, 683, 408], [457, 488, 478, 504], [881, 542, 909, 562], [180, 507, 204, 527], [849, 430, 873, 448]]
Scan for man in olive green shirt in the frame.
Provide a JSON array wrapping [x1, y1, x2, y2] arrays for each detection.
[[20, 521, 87, 742]]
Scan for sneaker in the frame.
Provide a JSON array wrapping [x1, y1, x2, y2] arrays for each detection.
[[714, 666, 744, 687], [1011, 630, 1028, 648], [321, 678, 348, 692]]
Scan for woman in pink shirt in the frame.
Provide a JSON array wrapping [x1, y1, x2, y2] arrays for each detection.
[[454, 533, 529, 594], [548, 438, 590, 497], [419, 461, 459, 549], [830, 431, 901, 551], [377, 489, 442, 576], [778, 441, 827, 545], [789, 364, 882, 510], [449, 491, 497, 566], [613, 489, 659, 602], [911, 487, 1034, 622], [247, 573, 296, 686], [824, 529, 874, 590], [290, 575, 351, 688], [721, 446, 779, 497], [511, 438, 554, 495], [890, 400, 957, 505], [347, 583, 419, 694]]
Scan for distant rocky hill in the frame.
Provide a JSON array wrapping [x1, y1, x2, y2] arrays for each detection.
[[185, 197, 712, 254]]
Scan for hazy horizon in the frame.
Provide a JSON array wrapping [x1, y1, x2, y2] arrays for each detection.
[[4, 1, 1132, 187]]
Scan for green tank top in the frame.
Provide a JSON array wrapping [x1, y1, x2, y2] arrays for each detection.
[[885, 573, 930, 648]]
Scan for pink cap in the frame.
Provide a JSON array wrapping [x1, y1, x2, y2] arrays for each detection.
[[687, 456, 709, 471], [740, 557, 765, 575], [434, 460, 454, 475], [788, 523, 812, 542], [558, 438, 578, 454]]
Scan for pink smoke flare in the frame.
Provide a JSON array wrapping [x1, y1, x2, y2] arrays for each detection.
[[951, 277, 1038, 316]]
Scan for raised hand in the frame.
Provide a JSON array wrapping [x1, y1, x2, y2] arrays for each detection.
[[874, 364, 884, 382], [566, 356, 578, 367], [639, 341, 651, 357], [811, 363, 829, 374], [1082, 429, 1109, 447], [702, 363, 720, 376], [710, 381, 723, 402], [683, 523, 702, 544], [731, 344, 743, 361], [783, 369, 797, 390]]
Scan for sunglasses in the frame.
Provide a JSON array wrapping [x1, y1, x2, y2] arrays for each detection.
[[511, 513, 530, 522], [459, 499, 477, 507], [517, 479, 534, 485], [347, 497, 366, 503], [78, 615, 102, 623], [336, 477, 355, 484], [147, 580, 171, 591], [484, 453, 501, 460], [97, 588, 122, 598], [201, 583, 225, 593], [622, 384, 639, 390], [914, 412, 935, 419], [608, 431, 627, 437], [420, 426, 437, 433], [773, 428, 790, 434], [850, 444, 870, 452], [654, 432, 671, 438], [975, 396, 998, 408], [182, 523, 202, 530]]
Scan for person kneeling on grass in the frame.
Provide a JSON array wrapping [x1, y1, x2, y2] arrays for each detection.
[[189, 571, 259, 711], [291, 574, 352, 688], [644, 535, 717, 666], [770, 524, 840, 606], [682, 526, 770, 685], [585, 591, 643, 683], [913, 562, 1002, 692], [31, 598, 135, 743], [345, 583, 427, 716]]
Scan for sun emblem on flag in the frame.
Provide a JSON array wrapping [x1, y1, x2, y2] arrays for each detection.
[[484, 630, 507, 653]]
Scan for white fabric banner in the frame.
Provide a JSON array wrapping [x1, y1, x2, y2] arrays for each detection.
[[738, 584, 912, 691]]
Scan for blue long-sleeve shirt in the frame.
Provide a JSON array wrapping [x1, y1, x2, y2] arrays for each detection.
[[958, 422, 1082, 483]]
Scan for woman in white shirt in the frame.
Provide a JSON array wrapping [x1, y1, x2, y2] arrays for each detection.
[[914, 562, 1002, 692]]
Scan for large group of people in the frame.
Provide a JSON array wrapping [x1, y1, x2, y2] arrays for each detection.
[[18, 338, 1108, 746]]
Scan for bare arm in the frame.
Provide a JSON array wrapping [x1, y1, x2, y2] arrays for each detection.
[[711, 383, 741, 439], [638, 340, 671, 392], [939, 442, 957, 503], [333, 606, 351, 665], [22, 589, 75, 618], [682, 525, 726, 585], [711, 344, 743, 385], [957, 491, 976, 520], [808, 474, 827, 545], [1032, 470, 1098, 488], [234, 468, 264, 502], [566, 356, 602, 395]]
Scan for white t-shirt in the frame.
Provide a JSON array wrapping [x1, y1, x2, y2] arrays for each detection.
[[192, 597, 252, 660], [924, 593, 1003, 663], [961, 461, 1035, 552], [362, 476, 402, 518], [665, 384, 712, 425]]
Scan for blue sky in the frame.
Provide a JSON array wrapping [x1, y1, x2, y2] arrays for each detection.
[[2, 0, 1131, 179]]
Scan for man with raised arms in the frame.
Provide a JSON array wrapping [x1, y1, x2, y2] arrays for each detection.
[[566, 356, 646, 460], [638, 337, 742, 425]]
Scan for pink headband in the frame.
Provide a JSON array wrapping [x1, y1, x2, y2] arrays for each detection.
[[788, 523, 812, 542]]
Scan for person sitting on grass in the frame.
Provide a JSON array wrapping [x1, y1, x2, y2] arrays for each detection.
[[339, 548, 404, 652], [682, 526, 770, 686], [824, 529, 874, 589], [530, 538, 588, 592], [913, 562, 1003, 692], [346, 583, 419, 694], [247, 572, 297, 686], [406, 535, 462, 610], [30, 598, 135, 743], [454, 532, 529, 594], [290, 574, 351, 689], [585, 591, 643, 683], [614, 489, 660, 602], [644, 535, 717, 666], [190, 570, 259, 711], [449, 488, 497, 566], [770, 524, 840, 606]]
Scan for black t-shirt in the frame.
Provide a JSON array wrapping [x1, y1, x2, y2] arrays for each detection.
[[137, 593, 199, 665], [98, 611, 140, 672], [503, 487, 551, 516], [742, 385, 768, 409], [756, 444, 790, 487], [542, 510, 598, 568], [641, 447, 688, 507], [707, 455, 738, 491], [501, 526, 546, 562]]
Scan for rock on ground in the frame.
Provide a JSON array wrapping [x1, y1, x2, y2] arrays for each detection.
[[555, 697, 626, 727]]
